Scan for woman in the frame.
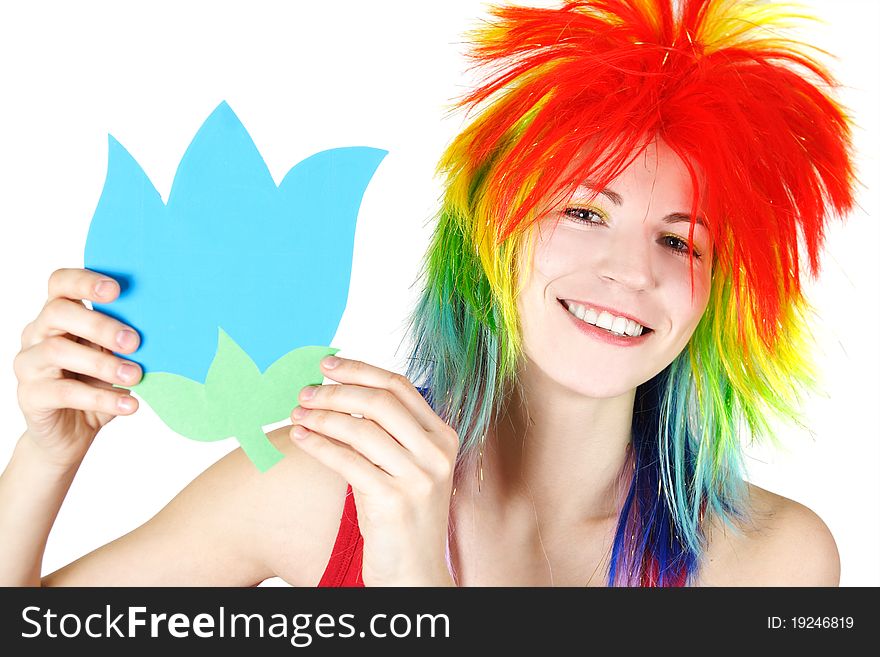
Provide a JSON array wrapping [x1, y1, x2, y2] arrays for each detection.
[[1, 0, 855, 586]]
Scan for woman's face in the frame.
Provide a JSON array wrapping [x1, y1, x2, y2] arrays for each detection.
[[515, 139, 713, 397]]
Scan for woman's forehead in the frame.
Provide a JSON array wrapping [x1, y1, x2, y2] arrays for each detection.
[[543, 138, 709, 212]]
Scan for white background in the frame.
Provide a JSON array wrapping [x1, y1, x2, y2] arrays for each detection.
[[0, 1, 876, 586]]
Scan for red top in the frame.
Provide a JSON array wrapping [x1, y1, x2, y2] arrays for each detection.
[[317, 483, 365, 587], [316, 476, 693, 587]]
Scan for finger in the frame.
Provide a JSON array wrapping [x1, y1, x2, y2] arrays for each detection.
[[21, 268, 113, 350], [299, 381, 440, 464], [28, 297, 140, 354], [18, 378, 138, 417], [47, 267, 122, 306], [72, 372, 118, 390], [290, 425, 390, 493], [319, 357, 446, 433], [73, 335, 112, 354], [15, 335, 142, 387], [69, 339, 117, 388], [291, 406, 417, 478]]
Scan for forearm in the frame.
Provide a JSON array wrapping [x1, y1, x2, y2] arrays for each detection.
[[0, 433, 82, 586]]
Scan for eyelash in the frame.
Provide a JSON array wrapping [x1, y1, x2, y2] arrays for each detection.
[[563, 206, 702, 259]]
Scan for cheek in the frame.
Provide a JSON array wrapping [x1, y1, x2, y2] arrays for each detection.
[[516, 225, 589, 331], [515, 229, 560, 337], [531, 223, 594, 280], [664, 259, 712, 331]]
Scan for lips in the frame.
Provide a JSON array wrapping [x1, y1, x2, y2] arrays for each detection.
[[557, 298, 654, 333]]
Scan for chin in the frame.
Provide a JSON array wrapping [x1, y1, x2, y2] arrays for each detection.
[[525, 352, 646, 400], [557, 376, 641, 400]]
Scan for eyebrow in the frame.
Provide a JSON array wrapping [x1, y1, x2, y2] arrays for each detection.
[[574, 183, 708, 228], [576, 183, 624, 206], [663, 212, 707, 229]]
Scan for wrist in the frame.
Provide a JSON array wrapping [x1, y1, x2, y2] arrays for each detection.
[[16, 432, 85, 482]]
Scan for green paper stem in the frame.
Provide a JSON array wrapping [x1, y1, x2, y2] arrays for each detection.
[[235, 425, 285, 473]]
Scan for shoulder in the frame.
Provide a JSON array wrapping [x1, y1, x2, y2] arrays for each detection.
[[41, 426, 348, 586], [196, 426, 350, 586], [695, 482, 840, 587]]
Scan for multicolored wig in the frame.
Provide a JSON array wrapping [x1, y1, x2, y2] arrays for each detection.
[[404, 0, 856, 586]]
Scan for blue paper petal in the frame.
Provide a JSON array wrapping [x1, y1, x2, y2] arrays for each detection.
[[85, 101, 386, 382]]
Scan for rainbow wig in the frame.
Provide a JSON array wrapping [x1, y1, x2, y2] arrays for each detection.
[[404, 0, 856, 586]]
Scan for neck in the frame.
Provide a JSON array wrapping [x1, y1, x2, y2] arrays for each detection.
[[457, 357, 635, 534]]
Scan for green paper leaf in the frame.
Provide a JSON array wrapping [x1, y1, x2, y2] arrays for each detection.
[[133, 372, 228, 441], [260, 345, 339, 422], [205, 328, 263, 427], [130, 329, 339, 472]]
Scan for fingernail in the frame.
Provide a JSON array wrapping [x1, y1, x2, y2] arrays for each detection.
[[116, 330, 138, 350], [95, 279, 116, 298], [322, 356, 340, 369], [292, 406, 308, 420], [117, 362, 139, 383], [300, 386, 316, 401], [292, 425, 308, 440], [117, 396, 135, 412]]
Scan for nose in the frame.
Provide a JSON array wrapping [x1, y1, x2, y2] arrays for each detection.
[[594, 229, 656, 291]]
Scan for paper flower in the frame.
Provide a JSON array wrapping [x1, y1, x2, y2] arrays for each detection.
[[84, 101, 387, 471]]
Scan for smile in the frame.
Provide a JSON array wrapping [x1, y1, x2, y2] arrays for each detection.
[[558, 298, 654, 344]]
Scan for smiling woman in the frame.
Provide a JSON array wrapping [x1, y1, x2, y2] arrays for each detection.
[[0, 0, 867, 590], [398, 0, 856, 586]]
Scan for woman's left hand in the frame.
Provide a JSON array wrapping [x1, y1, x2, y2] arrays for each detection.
[[289, 355, 459, 586]]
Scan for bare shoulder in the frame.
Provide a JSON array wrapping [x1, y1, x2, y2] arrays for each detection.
[[160, 425, 351, 586], [241, 426, 350, 586], [42, 426, 348, 586], [42, 426, 347, 586], [695, 482, 840, 587]]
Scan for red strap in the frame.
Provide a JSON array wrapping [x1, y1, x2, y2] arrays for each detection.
[[317, 483, 364, 587]]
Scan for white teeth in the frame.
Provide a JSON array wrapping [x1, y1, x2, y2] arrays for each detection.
[[610, 316, 628, 335], [625, 321, 644, 337], [563, 300, 646, 337], [596, 311, 614, 330]]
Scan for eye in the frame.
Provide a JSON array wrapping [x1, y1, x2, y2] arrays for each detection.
[[563, 206, 606, 225], [563, 207, 704, 260], [661, 234, 702, 259]]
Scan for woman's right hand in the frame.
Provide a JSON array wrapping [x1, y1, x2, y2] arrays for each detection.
[[14, 268, 143, 469]]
